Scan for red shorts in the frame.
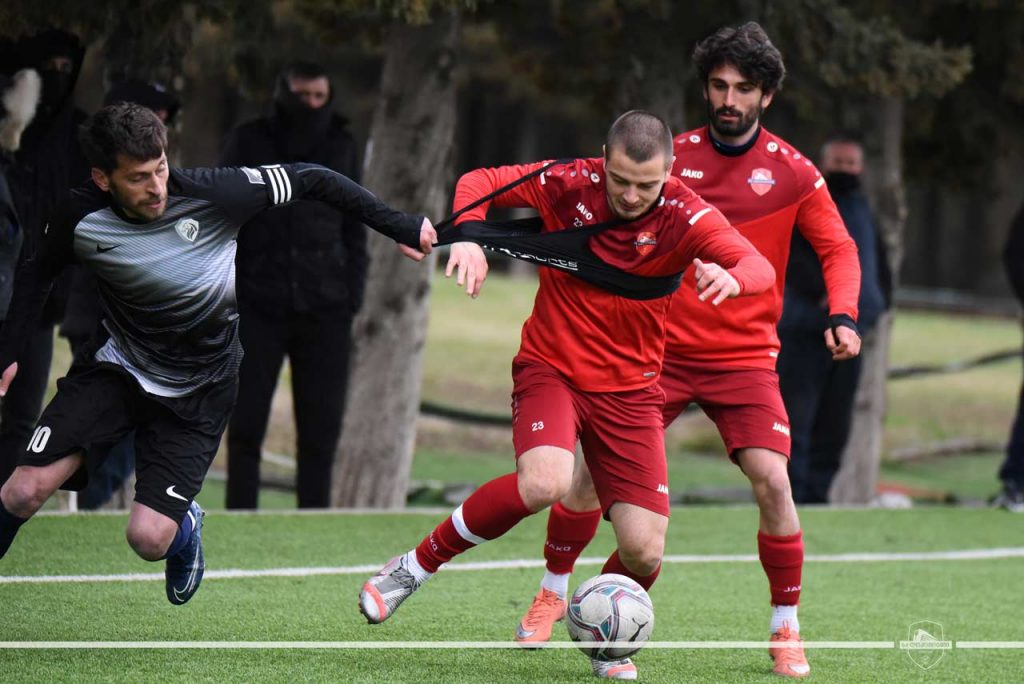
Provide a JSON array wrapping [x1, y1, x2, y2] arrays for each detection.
[[659, 358, 791, 460], [511, 359, 670, 517]]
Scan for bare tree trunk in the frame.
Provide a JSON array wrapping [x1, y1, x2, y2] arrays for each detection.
[[831, 96, 907, 503], [614, 56, 687, 131], [331, 15, 459, 508], [830, 313, 892, 503]]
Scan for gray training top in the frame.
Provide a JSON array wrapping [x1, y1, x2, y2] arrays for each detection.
[[0, 163, 422, 396]]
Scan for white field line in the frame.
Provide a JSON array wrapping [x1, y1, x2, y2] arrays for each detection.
[[2, 548, 1023, 585], [0, 640, 1017, 650], [31, 503, 947, 518]]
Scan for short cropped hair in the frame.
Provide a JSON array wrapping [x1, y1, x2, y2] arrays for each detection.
[[79, 102, 167, 173], [605, 110, 673, 167], [692, 21, 786, 94]]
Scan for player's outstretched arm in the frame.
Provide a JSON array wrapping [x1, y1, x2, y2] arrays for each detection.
[[397, 218, 437, 262], [444, 242, 489, 297], [683, 206, 775, 299], [287, 164, 430, 256]]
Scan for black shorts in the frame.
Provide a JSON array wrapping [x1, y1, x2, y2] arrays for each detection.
[[20, 362, 237, 521]]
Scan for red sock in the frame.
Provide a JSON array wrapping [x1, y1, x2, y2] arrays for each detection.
[[758, 530, 803, 605], [415, 473, 530, 573], [544, 502, 601, 574], [601, 549, 661, 590]]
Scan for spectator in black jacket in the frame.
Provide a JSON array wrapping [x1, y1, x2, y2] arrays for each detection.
[[777, 132, 891, 504], [0, 30, 89, 485], [0, 67, 39, 326], [994, 203, 1024, 512], [220, 62, 369, 508]]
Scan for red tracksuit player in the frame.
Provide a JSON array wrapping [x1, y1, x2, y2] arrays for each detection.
[[515, 23, 861, 680], [359, 111, 775, 681]]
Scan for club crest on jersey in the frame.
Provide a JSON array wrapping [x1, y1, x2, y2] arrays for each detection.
[[175, 218, 200, 243], [634, 231, 657, 256], [240, 167, 265, 185], [747, 168, 776, 196]]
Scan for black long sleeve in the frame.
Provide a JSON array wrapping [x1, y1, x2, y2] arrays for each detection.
[[289, 164, 423, 249]]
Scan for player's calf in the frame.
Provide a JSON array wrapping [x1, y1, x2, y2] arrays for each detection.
[[0, 495, 29, 560]]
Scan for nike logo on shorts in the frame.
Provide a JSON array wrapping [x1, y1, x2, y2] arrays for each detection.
[[96, 244, 121, 253], [165, 485, 188, 501]]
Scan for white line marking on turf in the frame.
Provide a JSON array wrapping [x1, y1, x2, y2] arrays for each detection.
[[3, 547, 1023, 585], [0, 641, 1020, 650], [954, 642, 1024, 649], [0, 641, 897, 650]]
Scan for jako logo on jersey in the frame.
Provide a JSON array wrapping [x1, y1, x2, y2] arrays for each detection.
[[679, 168, 704, 179], [772, 422, 791, 436], [634, 231, 657, 256], [748, 168, 776, 196], [576, 202, 594, 221], [175, 218, 200, 243], [657, 484, 670, 495]]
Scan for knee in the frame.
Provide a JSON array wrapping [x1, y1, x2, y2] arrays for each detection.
[[125, 525, 174, 561], [518, 469, 571, 511], [746, 458, 794, 507], [763, 468, 794, 504], [617, 534, 664, 577], [1, 475, 49, 517]]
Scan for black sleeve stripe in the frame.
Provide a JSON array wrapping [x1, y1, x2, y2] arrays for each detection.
[[262, 166, 292, 205], [266, 167, 281, 204], [276, 167, 292, 202]]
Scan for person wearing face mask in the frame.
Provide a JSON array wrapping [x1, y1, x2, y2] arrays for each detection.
[[219, 62, 369, 509], [776, 132, 890, 506], [0, 29, 89, 486]]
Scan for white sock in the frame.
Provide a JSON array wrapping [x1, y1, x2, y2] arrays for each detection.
[[404, 550, 434, 583], [770, 604, 799, 634], [540, 570, 570, 599]]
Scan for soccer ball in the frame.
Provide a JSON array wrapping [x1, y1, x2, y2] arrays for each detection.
[[566, 573, 655, 661]]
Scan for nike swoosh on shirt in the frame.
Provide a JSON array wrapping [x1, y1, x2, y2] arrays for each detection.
[[96, 244, 122, 253], [165, 485, 188, 502]]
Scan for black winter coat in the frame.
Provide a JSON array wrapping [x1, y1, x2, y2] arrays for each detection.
[[0, 162, 22, 319], [219, 109, 368, 318]]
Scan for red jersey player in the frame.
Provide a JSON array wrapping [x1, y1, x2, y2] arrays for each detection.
[[513, 23, 861, 680], [359, 111, 774, 680]]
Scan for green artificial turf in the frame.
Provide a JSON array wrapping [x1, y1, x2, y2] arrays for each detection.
[[2, 507, 1021, 682]]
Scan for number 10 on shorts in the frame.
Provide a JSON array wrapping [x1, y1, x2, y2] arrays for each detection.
[[27, 426, 52, 453]]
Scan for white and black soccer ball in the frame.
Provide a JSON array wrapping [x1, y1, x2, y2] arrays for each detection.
[[566, 573, 655, 661]]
